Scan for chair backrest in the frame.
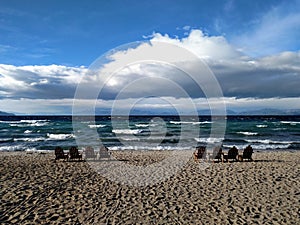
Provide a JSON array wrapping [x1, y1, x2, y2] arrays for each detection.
[[195, 146, 206, 158], [69, 146, 79, 157], [243, 145, 253, 158], [85, 146, 95, 157], [55, 146, 64, 156], [212, 146, 222, 159], [99, 146, 110, 158], [228, 146, 238, 158]]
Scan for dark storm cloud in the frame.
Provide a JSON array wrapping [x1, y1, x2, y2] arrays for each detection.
[[0, 51, 299, 100]]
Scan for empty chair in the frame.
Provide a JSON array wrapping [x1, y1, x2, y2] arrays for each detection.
[[209, 146, 223, 163], [193, 146, 206, 162], [223, 146, 239, 162], [54, 146, 68, 161], [99, 146, 111, 160], [84, 146, 97, 160], [240, 145, 254, 161], [69, 146, 82, 161]]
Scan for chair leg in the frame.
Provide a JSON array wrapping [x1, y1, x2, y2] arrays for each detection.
[[193, 154, 199, 163]]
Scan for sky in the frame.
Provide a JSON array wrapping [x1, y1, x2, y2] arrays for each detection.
[[0, 0, 300, 115]]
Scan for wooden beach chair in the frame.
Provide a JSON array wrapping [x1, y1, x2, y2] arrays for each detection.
[[239, 145, 254, 161], [68, 146, 82, 161], [54, 146, 68, 161], [209, 146, 223, 163], [84, 146, 97, 160], [99, 146, 111, 160], [223, 146, 239, 162], [193, 146, 206, 162]]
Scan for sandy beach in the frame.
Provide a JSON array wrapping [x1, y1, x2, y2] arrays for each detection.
[[0, 150, 299, 224]]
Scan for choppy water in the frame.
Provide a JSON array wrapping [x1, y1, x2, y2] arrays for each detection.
[[0, 115, 299, 152]]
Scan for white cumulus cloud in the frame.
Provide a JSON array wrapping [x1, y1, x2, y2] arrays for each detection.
[[0, 29, 300, 114]]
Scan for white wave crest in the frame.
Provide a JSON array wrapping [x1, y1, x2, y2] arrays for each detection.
[[1, 120, 48, 126], [170, 121, 213, 125], [88, 124, 106, 128], [29, 122, 49, 127], [0, 145, 24, 151], [194, 137, 223, 143], [223, 144, 291, 150], [120, 137, 140, 141], [81, 121, 92, 124], [256, 125, 268, 128], [14, 137, 46, 142], [169, 121, 181, 124], [273, 128, 287, 131], [170, 121, 212, 125], [237, 132, 258, 136], [109, 145, 193, 151], [112, 129, 142, 134], [47, 133, 75, 140], [9, 122, 48, 127], [20, 119, 49, 123], [246, 139, 294, 145], [25, 148, 51, 153], [0, 138, 13, 142], [0, 121, 16, 123], [280, 121, 300, 125], [135, 124, 150, 127]]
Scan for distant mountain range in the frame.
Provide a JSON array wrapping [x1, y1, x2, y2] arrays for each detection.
[[128, 108, 300, 116], [2, 108, 300, 116], [234, 108, 300, 116], [199, 108, 300, 116], [0, 111, 15, 116], [96, 108, 300, 116]]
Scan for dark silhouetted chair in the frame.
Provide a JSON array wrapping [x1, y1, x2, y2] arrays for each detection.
[[84, 146, 97, 160], [193, 146, 206, 162], [209, 146, 223, 163], [69, 146, 82, 161], [55, 146, 68, 161], [240, 145, 254, 161], [223, 146, 239, 162], [99, 146, 111, 160]]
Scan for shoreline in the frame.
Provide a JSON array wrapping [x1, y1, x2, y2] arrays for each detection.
[[1, 150, 299, 224], [1, 147, 300, 153]]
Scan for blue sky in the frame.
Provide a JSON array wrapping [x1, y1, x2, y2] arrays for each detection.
[[1, 0, 299, 66], [0, 0, 300, 114]]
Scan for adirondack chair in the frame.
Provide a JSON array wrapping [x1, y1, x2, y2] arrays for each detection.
[[240, 145, 254, 161], [223, 146, 239, 162], [193, 146, 206, 162], [68, 146, 82, 161], [99, 146, 111, 160], [209, 146, 223, 163], [54, 146, 68, 161], [84, 146, 97, 160]]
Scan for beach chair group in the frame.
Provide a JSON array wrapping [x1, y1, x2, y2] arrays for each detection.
[[55, 146, 82, 161], [193, 145, 253, 163], [55, 146, 111, 162], [193, 145, 223, 163], [83, 146, 111, 161]]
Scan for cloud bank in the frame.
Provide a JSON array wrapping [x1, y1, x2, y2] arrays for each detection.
[[0, 64, 86, 99], [0, 29, 299, 114]]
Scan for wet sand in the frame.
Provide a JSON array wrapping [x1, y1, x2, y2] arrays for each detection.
[[0, 150, 299, 224]]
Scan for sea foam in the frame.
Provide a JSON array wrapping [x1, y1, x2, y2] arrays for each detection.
[[47, 133, 75, 140], [112, 129, 143, 134]]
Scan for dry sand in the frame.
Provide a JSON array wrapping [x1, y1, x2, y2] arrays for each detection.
[[0, 150, 299, 224]]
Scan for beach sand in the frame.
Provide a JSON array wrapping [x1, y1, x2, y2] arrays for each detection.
[[0, 150, 299, 224]]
